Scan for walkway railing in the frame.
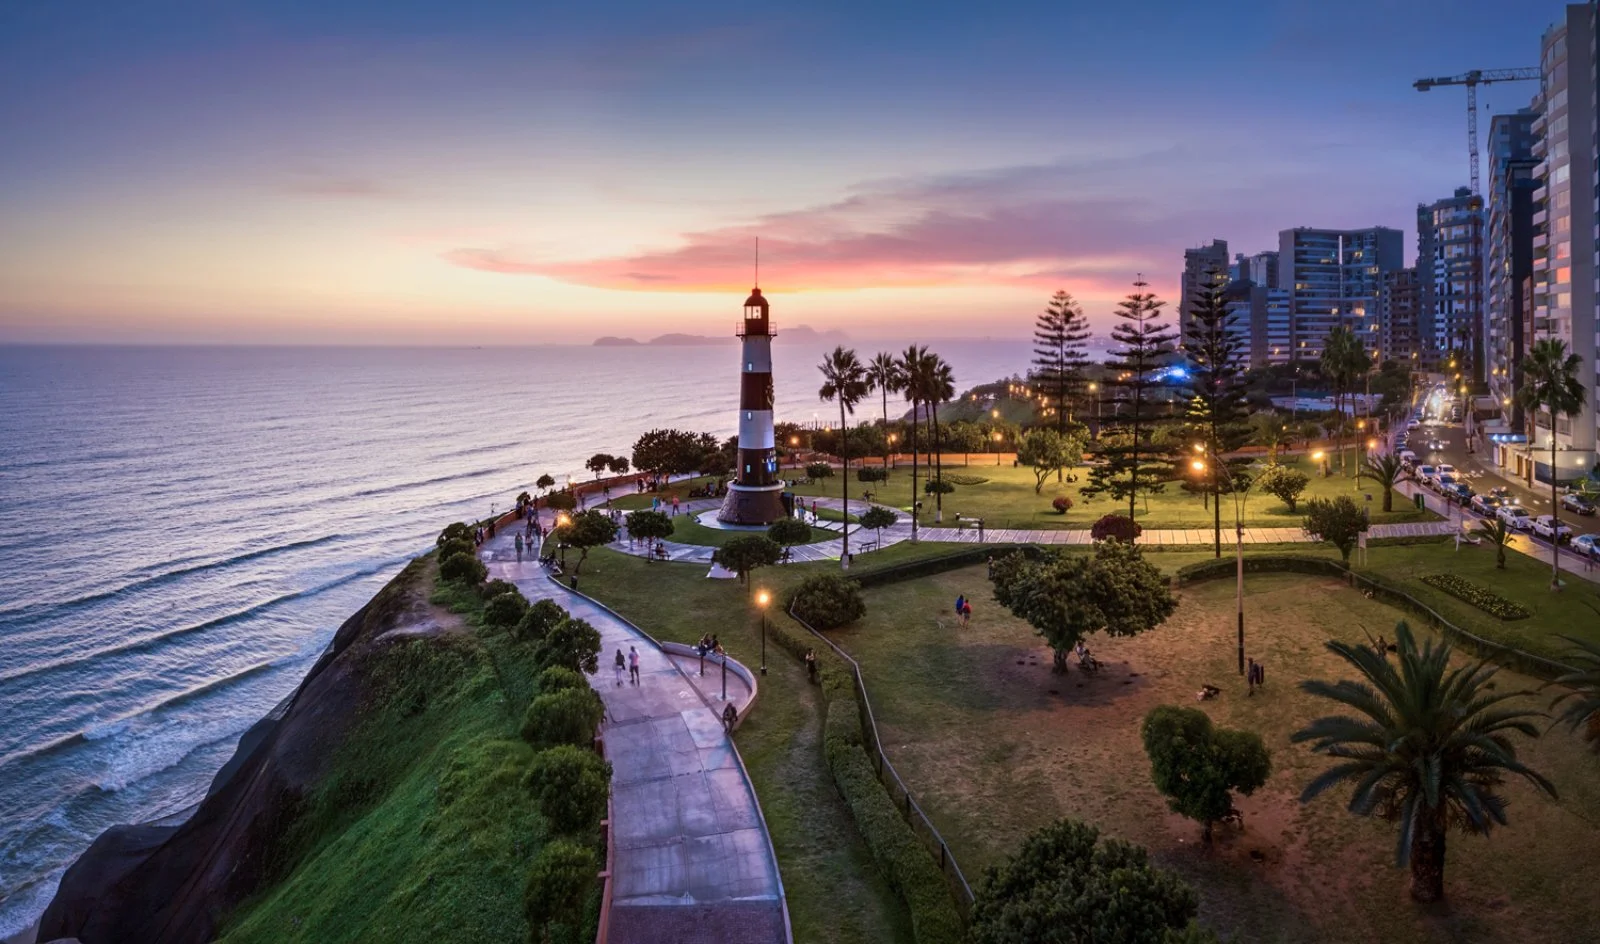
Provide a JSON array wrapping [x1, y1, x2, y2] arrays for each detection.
[[786, 604, 976, 915]]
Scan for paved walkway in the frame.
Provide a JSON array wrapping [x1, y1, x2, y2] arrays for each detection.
[[481, 530, 788, 944]]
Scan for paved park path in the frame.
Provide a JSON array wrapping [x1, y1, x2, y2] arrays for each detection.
[[481, 528, 789, 944]]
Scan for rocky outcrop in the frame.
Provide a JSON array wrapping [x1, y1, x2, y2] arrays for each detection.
[[38, 559, 441, 944]]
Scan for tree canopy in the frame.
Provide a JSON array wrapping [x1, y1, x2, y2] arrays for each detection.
[[1016, 428, 1084, 494], [1255, 463, 1309, 513], [1030, 290, 1093, 435], [1083, 277, 1177, 516], [1141, 705, 1271, 843], [1301, 495, 1366, 562], [553, 509, 619, 574], [712, 535, 782, 586], [624, 509, 675, 546]]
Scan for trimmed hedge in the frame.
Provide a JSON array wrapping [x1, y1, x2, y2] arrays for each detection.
[[1175, 554, 1346, 584], [766, 613, 964, 944], [1419, 573, 1532, 620], [851, 544, 1047, 590], [943, 474, 989, 486]]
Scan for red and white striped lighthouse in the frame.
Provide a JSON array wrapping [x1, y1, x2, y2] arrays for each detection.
[[717, 285, 786, 525]]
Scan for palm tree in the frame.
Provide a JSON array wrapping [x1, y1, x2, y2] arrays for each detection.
[[819, 347, 870, 568], [897, 345, 929, 540], [1478, 517, 1515, 569], [1249, 412, 1292, 463], [866, 352, 904, 477], [1550, 635, 1600, 745], [1292, 621, 1555, 903], [922, 354, 956, 523], [1320, 327, 1369, 474], [1516, 338, 1588, 590], [1361, 452, 1405, 513]]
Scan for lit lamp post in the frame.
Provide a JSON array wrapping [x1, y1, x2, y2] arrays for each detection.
[[1087, 382, 1100, 438], [994, 431, 1003, 465], [1313, 450, 1328, 478], [756, 589, 770, 676], [555, 513, 571, 567]]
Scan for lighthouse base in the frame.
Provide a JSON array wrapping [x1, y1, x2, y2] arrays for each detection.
[[717, 483, 787, 526]]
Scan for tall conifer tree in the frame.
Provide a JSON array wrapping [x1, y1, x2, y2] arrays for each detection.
[[1030, 290, 1093, 434], [1180, 268, 1254, 557], [1084, 277, 1177, 519]]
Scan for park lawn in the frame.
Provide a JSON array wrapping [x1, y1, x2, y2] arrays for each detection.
[[660, 514, 835, 548], [570, 548, 914, 944], [594, 475, 723, 511], [784, 457, 1437, 531], [822, 564, 1600, 944]]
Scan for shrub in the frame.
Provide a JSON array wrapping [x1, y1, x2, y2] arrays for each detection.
[[1256, 462, 1310, 512], [1302, 496, 1366, 563], [480, 578, 518, 600], [923, 479, 955, 495], [536, 665, 588, 694], [767, 517, 813, 546], [1051, 495, 1074, 514], [1141, 705, 1271, 843], [545, 490, 578, 512], [520, 686, 605, 749], [439, 550, 487, 586], [437, 538, 474, 563], [523, 839, 597, 941], [481, 592, 528, 630], [436, 522, 473, 547], [1420, 573, 1532, 620], [806, 462, 835, 479], [944, 473, 989, 486], [855, 467, 888, 483], [789, 574, 867, 630], [1090, 513, 1141, 543], [534, 617, 603, 674], [712, 535, 782, 585], [515, 599, 569, 643], [526, 745, 611, 837], [624, 509, 674, 543]]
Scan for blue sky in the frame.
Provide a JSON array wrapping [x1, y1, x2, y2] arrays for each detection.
[[0, 0, 1565, 343]]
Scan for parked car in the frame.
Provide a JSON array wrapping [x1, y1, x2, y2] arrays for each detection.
[[1407, 419, 1421, 429], [1445, 482, 1474, 505], [1574, 533, 1600, 559], [1532, 515, 1574, 543], [1561, 493, 1597, 516], [1436, 464, 1458, 478], [1435, 473, 1460, 493], [1498, 505, 1533, 530], [1399, 451, 1418, 469], [1470, 494, 1501, 517], [1416, 465, 1437, 484]]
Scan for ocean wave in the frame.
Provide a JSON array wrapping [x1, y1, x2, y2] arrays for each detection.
[[0, 533, 347, 622], [349, 465, 508, 499], [0, 556, 408, 687]]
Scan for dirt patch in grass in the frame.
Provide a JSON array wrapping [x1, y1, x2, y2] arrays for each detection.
[[829, 566, 1600, 944]]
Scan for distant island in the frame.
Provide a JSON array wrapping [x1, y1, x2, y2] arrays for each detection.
[[592, 324, 848, 346]]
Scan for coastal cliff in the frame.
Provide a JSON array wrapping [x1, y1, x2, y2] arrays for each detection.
[[37, 552, 573, 944]]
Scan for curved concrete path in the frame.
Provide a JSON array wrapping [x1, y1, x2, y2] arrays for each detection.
[[480, 530, 788, 944]]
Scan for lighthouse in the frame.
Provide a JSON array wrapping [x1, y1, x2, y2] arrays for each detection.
[[717, 286, 787, 525]]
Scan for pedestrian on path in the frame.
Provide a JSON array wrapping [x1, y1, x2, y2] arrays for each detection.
[[804, 648, 817, 683], [1246, 658, 1257, 695], [672, 495, 681, 516], [514, 532, 524, 558], [613, 649, 626, 687], [722, 700, 738, 732], [628, 646, 641, 685]]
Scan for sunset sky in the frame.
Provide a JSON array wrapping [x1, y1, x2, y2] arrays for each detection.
[[0, 0, 1561, 344]]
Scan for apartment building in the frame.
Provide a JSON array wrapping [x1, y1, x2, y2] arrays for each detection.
[[1378, 268, 1424, 363], [1278, 226, 1405, 362], [1485, 110, 1540, 430], [1179, 239, 1230, 347], [1417, 188, 1485, 376]]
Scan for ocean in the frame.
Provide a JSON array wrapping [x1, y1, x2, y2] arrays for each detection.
[[0, 339, 1031, 933]]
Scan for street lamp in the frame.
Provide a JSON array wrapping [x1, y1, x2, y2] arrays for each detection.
[[1313, 450, 1328, 477], [756, 590, 770, 676]]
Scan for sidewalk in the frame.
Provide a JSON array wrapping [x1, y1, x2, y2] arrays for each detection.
[[481, 529, 788, 944]]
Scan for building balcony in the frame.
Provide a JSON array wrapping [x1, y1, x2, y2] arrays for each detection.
[[1534, 232, 1550, 250], [734, 319, 777, 337], [1533, 208, 1548, 227]]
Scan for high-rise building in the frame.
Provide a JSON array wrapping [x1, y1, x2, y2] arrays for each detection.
[[1278, 226, 1405, 361], [1523, 4, 1599, 482], [1242, 251, 1279, 289], [1416, 188, 1486, 376], [1378, 268, 1423, 363], [1179, 239, 1229, 346], [1485, 110, 1539, 429]]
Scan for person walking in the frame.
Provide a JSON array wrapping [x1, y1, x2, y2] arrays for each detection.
[[672, 495, 681, 516], [1246, 657, 1257, 696], [804, 648, 817, 683], [613, 649, 626, 687], [628, 646, 641, 685], [960, 599, 972, 627], [721, 701, 738, 733], [514, 532, 524, 558]]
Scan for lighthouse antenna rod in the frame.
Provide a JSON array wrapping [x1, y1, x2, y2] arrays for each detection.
[[754, 237, 759, 289]]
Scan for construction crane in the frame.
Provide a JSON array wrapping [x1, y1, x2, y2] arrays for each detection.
[[1414, 68, 1540, 195]]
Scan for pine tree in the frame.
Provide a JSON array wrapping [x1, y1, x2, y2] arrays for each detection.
[[1180, 268, 1254, 558], [1030, 291, 1093, 435], [1083, 276, 1177, 519]]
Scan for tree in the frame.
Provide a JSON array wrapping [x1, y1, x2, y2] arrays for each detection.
[[1141, 705, 1271, 843], [521, 685, 605, 749], [527, 745, 612, 837], [989, 540, 1175, 673], [483, 591, 530, 630], [789, 573, 867, 629], [439, 550, 487, 586], [897, 345, 931, 540], [1248, 412, 1292, 463], [1319, 326, 1370, 474], [624, 509, 674, 553], [1255, 463, 1309, 513], [609, 455, 630, 476], [545, 490, 577, 513], [1030, 290, 1094, 436], [969, 818, 1200, 944], [859, 506, 898, 543], [1180, 267, 1254, 557], [1090, 513, 1141, 544], [923, 478, 954, 495], [910, 352, 957, 522], [552, 509, 618, 575], [534, 616, 602, 674], [1362, 452, 1406, 512], [524, 839, 598, 943], [1016, 428, 1082, 494], [1302, 495, 1366, 563], [818, 346, 871, 565], [767, 517, 813, 546], [1517, 338, 1588, 589], [805, 461, 834, 480], [866, 351, 905, 475], [515, 599, 569, 643], [1292, 621, 1555, 902], [437, 521, 474, 548], [585, 453, 615, 480], [712, 534, 782, 586], [1551, 636, 1600, 744], [1477, 517, 1515, 569], [535, 473, 556, 496], [944, 420, 987, 465], [631, 428, 704, 480], [1084, 277, 1177, 518]]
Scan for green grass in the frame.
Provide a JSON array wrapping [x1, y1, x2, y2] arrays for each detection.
[[571, 548, 914, 944], [220, 558, 567, 944], [784, 457, 1437, 531], [820, 562, 1600, 944], [656, 514, 835, 548]]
